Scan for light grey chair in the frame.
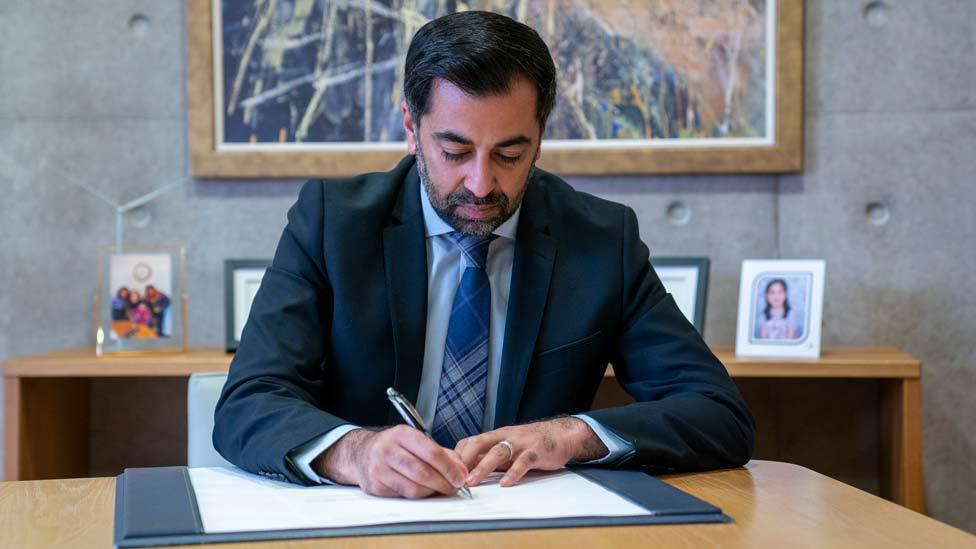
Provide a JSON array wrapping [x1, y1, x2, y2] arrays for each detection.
[[187, 372, 233, 468]]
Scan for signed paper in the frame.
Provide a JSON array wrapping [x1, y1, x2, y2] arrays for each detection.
[[188, 467, 649, 533]]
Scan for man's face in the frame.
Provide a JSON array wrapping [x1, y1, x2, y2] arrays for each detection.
[[402, 76, 542, 237]]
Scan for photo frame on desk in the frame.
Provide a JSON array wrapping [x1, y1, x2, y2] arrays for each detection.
[[735, 259, 825, 359], [224, 259, 272, 352], [95, 245, 187, 354], [651, 257, 710, 335]]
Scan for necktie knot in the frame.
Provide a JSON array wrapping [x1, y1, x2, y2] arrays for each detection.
[[450, 233, 497, 270]]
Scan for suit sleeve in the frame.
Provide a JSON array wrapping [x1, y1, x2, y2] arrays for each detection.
[[213, 180, 347, 485], [585, 207, 755, 472]]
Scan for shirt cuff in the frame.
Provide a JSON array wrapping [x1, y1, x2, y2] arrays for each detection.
[[571, 414, 636, 466], [290, 424, 361, 484]]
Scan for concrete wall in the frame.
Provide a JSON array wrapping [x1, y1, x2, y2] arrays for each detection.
[[1, 0, 973, 532]]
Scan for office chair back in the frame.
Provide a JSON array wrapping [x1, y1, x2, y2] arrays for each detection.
[[187, 372, 234, 468]]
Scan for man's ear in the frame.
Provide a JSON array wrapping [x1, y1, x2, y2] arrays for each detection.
[[533, 125, 545, 163], [401, 101, 417, 155]]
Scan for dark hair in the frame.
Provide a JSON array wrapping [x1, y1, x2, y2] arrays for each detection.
[[403, 11, 557, 129], [763, 279, 790, 320]]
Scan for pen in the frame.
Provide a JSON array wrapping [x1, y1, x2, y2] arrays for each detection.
[[386, 387, 473, 499]]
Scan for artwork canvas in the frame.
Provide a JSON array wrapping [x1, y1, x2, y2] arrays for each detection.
[[187, 0, 803, 177]]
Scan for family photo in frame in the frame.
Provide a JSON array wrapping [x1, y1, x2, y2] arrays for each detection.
[[97, 245, 187, 353]]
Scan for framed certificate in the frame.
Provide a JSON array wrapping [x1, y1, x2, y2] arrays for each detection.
[[651, 257, 710, 335], [224, 259, 272, 352]]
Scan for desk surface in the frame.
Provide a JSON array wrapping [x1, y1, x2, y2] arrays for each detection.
[[2, 346, 920, 378], [0, 461, 969, 548]]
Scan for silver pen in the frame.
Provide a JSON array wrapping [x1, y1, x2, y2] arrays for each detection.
[[386, 387, 473, 499]]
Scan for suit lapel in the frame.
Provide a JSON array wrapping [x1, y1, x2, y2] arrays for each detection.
[[494, 182, 556, 428], [383, 164, 428, 414]]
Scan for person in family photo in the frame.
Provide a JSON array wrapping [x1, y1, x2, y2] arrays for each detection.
[[755, 278, 800, 341], [110, 285, 172, 339], [146, 285, 171, 337], [111, 287, 130, 321]]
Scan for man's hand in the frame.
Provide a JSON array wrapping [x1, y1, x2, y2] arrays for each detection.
[[312, 426, 469, 499], [456, 417, 609, 488]]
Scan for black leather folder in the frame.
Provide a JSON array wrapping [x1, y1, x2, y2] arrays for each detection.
[[113, 466, 730, 548]]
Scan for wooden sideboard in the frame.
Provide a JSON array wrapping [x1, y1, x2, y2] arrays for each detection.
[[2, 346, 923, 512]]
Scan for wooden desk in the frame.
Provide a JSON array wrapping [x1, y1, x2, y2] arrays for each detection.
[[0, 461, 969, 549], [3, 347, 923, 512]]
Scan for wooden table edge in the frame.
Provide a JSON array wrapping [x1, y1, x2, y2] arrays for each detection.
[[4, 346, 921, 379]]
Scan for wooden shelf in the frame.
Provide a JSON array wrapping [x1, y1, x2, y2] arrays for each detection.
[[604, 346, 921, 379], [1, 348, 231, 377], [4, 346, 920, 379]]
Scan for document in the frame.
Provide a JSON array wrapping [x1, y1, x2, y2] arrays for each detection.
[[188, 467, 650, 533]]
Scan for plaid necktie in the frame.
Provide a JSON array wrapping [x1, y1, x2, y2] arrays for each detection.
[[431, 233, 497, 448]]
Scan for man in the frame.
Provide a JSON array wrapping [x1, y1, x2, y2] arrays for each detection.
[[214, 11, 753, 499]]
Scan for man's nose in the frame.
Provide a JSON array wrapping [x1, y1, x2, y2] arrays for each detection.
[[464, 154, 496, 198]]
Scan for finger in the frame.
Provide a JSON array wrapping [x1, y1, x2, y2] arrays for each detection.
[[457, 433, 504, 470], [500, 450, 539, 487], [388, 447, 458, 496], [364, 477, 397, 498], [396, 429, 468, 488], [381, 467, 436, 499], [466, 442, 513, 486]]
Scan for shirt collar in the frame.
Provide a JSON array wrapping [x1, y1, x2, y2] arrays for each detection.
[[419, 180, 520, 240]]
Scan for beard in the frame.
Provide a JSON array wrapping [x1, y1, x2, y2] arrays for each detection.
[[416, 143, 531, 237]]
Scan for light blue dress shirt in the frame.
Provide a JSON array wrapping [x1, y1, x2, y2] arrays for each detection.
[[292, 182, 634, 483]]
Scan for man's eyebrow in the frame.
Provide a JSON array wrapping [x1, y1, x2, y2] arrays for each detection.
[[431, 131, 533, 149], [432, 131, 473, 145], [494, 135, 532, 148]]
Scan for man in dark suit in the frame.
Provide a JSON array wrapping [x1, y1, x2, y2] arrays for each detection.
[[214, 11, 753, 498]]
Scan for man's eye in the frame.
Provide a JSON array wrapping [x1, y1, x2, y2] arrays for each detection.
[[497, 154, 521, 166], [441, 151, 468, 162]]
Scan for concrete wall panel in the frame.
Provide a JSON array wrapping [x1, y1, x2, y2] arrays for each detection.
[[1, 0, 974, 533]]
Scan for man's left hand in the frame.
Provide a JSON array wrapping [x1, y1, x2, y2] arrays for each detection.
[[455, 417, 609, 488]]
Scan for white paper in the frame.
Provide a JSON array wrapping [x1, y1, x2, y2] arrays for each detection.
[[188, 467, 649, 534]]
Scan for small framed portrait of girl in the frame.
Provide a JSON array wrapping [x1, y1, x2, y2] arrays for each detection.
[[735, 259, 826, 358]]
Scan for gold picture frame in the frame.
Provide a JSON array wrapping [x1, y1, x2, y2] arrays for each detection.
[[187, 0, 803, 178], [95, 245, 188, 354]]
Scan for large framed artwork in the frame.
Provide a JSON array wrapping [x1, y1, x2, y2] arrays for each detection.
[[187, 0, 803, 178]]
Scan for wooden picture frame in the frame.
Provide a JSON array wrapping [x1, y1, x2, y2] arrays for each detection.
[[187, 1, 803, 178]]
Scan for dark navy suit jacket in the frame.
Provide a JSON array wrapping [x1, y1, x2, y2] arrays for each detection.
[[213, 156, 754, 484]]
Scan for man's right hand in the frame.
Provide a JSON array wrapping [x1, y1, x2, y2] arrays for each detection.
[[311, 426, 468, 499]]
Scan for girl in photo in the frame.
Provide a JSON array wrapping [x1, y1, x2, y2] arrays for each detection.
[[758, 278, 798, 340]]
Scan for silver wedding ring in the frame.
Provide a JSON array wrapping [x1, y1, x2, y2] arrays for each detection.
[[497, 440, 514, 461]]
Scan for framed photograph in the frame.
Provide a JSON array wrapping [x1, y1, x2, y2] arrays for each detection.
[[96, 245, 187, 353], [735, 259, 825, 359], [651, 257, 710, 335], [224, 259, 272, 352], [186, 0, 803, 178]]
